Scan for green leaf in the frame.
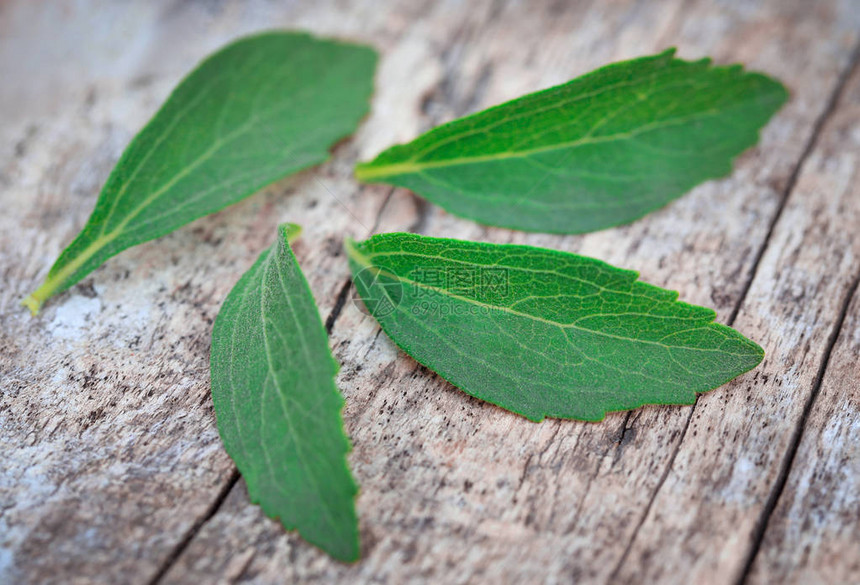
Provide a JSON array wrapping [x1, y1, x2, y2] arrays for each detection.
[[354, 49, 786, 234], [24, 31, 377, 314], [346, 233, 763, 422], [211, 223, 359, 562]]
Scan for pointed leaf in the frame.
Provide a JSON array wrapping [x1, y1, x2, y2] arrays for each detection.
[[25, 31, 377, 313], [355, 49, 786, 234], [346, 233, 764, 422], [211, 224, 359, 561]]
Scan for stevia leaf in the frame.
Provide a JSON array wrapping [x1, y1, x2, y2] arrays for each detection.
[[354, 49, 786, 234], [211, 223, 359, 562], [346, 233, 764, 422], [24, 31, 376, 313]]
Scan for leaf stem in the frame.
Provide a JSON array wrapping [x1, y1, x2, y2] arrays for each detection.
[[23, 271, 72, 316], [23, 274, 67, 316], [22, 234, 113, 315]]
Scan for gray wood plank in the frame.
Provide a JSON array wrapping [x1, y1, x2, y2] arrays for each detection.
[[745, 62, 860, 585], [160, 1, 857, 584], [1, 1, 857, 584], [610, 44, 860, 585]]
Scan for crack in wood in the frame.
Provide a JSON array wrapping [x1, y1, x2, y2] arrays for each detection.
[[147, 469, 240, 585], [323, 187, 396, 336], [606, 404, 696, 584], [736, 268, 860, 585], [607, 38, 860, 585], [324, 280, 353, 335], [145, 183, 399, 581], [734, 43, 860, 583], [6, 2, 857, 582], [728, 40, 860, 326]]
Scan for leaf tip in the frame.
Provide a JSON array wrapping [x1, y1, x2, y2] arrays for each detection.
[[279, 222, 303, 244], [330, 537, 362, 564], [749, 339, 766, 364]]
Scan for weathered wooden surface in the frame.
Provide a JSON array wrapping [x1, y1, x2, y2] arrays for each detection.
[[746, 62, 860, 585], [1, 1, 858, 584]]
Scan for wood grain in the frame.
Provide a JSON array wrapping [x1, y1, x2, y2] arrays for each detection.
[[1, 1, 858, 584], [609, 42, 860, 585], [746, 61, 860, 585]]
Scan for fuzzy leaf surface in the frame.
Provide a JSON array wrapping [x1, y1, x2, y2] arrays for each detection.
[[355, 50, 786, 234], [25, 31, 376, 312], [211, 224, 358, 561], [347, 233, 764, 421]]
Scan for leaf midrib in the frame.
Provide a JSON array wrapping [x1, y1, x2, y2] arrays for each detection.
[[356, 107, 731, 180], [41, 94, 307, 302], [258, 244, 341, 537], [396, 63, 678, 165], [347, 243, 751, 356]]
